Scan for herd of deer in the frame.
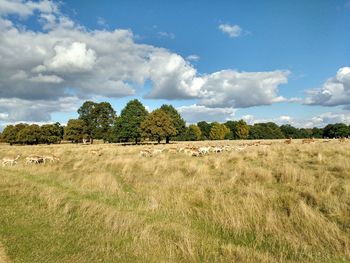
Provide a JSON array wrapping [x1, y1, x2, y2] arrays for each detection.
[[2, 154, 60, 167]]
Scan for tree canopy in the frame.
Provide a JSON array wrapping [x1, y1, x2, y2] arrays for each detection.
[[140, 109, 176, 144], [64, 119, 88, 143], [114, 99, 148, 143], [209, 122, 230, 140], [160, 104, 186, 143]]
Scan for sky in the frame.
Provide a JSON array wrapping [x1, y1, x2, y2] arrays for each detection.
[[0, 0, 349, 130]]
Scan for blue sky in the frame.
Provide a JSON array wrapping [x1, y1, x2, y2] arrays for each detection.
[[0, 0, 350, 128]]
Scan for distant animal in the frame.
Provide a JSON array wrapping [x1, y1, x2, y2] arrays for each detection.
[[25, 155, 44, 165], [139, 149, 152, 157], [2, 155, 20, 167], [42, 155, 60, 163], [284, 138, 292, 144], [339, 137, 346, 143], [302, 138, 315, 144], [199, 147, 210, 155]]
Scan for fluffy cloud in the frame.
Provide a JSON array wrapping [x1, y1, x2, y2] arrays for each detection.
[[177, 104, 236, 124], [218, 23, 242, 38], [198, 70, 289, 108], [304, 67, 350, 108], [0, 0, 289, 123]]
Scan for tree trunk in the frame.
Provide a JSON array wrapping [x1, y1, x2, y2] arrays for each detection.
[[135, 137, 138, 144], [166, 136, 170, 144], [157, 137, 161, 144]]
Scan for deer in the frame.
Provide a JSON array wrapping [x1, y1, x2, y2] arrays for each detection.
[[139, 149, 152, 157], [284, 138, 292, 144], [2, 155, 20, 167], [25, 155, 44, 165], [42, 155, 60, 163]]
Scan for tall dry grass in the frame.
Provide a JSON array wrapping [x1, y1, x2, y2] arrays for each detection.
[[0, 140, 349, 262]]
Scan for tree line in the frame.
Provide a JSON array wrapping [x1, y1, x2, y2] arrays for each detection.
[[1, 99, 350, 145]]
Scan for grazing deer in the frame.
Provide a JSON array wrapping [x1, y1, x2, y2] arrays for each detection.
[[2, 155, 20, 167], [25, 155, 44, 165], [284, 138, 292, 144], [139, 149, 152, 157], [199, 147, 210, 155], [42, 155, 60, 163], [339, 137, 346, 143], [302, 138, 315, 144]]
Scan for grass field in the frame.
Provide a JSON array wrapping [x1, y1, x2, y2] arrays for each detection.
[[0, 140, 350, 262]]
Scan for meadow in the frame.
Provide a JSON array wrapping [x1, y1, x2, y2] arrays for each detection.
[[0, 140, 349, 262]]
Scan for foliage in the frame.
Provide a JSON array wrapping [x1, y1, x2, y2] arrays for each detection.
[[114, 99, 148, 143], [1, 124, 27, 145], [249, 122, 285, 139], [197, 121, 211, 140], [160, 104, 186, 143], [78, 101, 116, 141], [140, 109, 176, 143], [16, 125, 42, 145], [323, 123, 350, 138], [280, 124, 301, 139], [64, 119, 88, 143], [209, 122, 230, 140], [185, 124, 202, 141], [40, 123, 63, 144], [225, 120, 249, 139]]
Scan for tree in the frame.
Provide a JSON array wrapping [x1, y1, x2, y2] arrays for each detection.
[[1, 123, 27, 145], [140, 109, 176, 144], [114, 99, 148, 144], [160, 104, 186, 143], [209, 122, 230, 140], [64, 119, 88, 143], [78, 101, 116, 142], [186, 125, 202, 141], [40, 123, 63, 144], [197, 121, 211, 140], [323, 123, 350, 138], [225, 120, 249, 139], [249, 122, 285, 139], [17, 125, 42, 145], [280, 124, 300, 139]]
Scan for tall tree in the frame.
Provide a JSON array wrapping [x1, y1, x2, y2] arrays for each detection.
[[249, 122, 285, 139], [209, 122, 230, 140], [225, 120, 249, 139], [115, 99, 148, 144], [186, 124, 202, 141], [78, 101, 116, 142], [280, 124, 300, 139], [140, 109, 176, 144], [160, 104, 186, 143], [197, 121, 211, 140], [64, 119, 88, 143]]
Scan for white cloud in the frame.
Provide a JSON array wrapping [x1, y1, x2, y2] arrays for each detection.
[[158, 31, 175, 39], [0, 0, 57, 17], [186, 54, 200, 61], [177, 104, 236, 124], [218, 23, 242, 38], [0, 1, 289, 123], [197, 70, 289, 108], [304, 67, 350, 108]]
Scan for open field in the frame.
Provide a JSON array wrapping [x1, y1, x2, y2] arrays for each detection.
[[0, 140, 350, 262]]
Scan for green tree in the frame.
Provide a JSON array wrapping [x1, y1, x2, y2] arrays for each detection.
[[209, 122, 230, 140], [186, 124, 202, 141], [323, 123, 350, 138], [64, 119, 88, 143], [280, 124, 300, 139], [197, 121, 211, 140], [160, 104, 186, 143], [78, 101, 116, 142], [40, 123, 63, 144], [249, 122, 285, 139], [114, 99, 148, 144], [140, 109, 176, 144], [225, 120, 249, 139], [16, 124, 42, 145], [1, 123, 27, 145]]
